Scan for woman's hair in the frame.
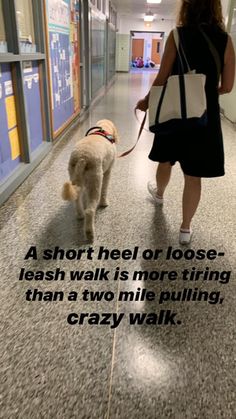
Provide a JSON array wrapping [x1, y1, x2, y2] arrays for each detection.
[[177, 0, 225, 30]]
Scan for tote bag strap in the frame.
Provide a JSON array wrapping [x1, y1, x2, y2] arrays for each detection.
[[173, 28, 191, 73], [198, 27, 221, 81], [173, 27, 221, 80]]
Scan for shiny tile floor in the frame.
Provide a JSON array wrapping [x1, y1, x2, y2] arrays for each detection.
[[0, 73, 236, 419]]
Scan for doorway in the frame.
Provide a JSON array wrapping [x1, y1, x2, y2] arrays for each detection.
[[132, 38, 144, 61], [130, 30, 164, 71]]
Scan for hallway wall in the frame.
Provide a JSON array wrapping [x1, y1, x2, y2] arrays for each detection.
[[0, 0, 118, 205]]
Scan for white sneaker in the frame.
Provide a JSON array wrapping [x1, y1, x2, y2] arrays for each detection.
[[179, 228, 193, 245], [147, 182, 163, 205]]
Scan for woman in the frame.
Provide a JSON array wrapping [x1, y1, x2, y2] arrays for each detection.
[[136, 56, 144, 68], [136, 0, 235, 244]]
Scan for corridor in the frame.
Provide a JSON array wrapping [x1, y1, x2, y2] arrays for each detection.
[[0, 72, 236, 418]]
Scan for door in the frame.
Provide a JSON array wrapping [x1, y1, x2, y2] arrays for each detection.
[[132, 38, 144, 60], [151, 39, 162, 65]]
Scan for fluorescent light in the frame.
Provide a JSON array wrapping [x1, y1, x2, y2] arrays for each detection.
[[147, 0, 162, 3], [144, 11, 154, 22], [144, 15, 154, 22]]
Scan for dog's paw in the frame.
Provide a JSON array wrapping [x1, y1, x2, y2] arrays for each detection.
[[77, 212, 84, 220], [99, 199, 109, 208], [85, 230, 94, 242]]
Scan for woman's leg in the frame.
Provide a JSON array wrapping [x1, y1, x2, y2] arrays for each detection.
[[181, 175, 201, 230], [148, 162, 172, 203], [156, 162, 172, 197]]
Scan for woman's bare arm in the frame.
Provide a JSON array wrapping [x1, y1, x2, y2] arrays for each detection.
[[152, 31, 177, 86], [219, 35, 235, 94]]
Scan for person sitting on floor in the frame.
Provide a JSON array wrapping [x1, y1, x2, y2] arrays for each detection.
[[149, 58, 155, 68], [136, 57, 144, 68], [145, 57, 156, 68]]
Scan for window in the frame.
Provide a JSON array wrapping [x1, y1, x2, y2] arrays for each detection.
[[102, 0, 106, 15], [0, 0, 7, 52], [111, 8, 116, 26], [109, 2, 116, 26], [15, 0, 36, 53], [91, 12, 105, 97], [109, 1, 112, 22]]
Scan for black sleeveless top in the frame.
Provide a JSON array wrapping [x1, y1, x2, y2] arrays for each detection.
[[149, 25, 228, 178]]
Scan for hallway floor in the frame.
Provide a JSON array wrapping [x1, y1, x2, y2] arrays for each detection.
[[0, 73, 236, 419]]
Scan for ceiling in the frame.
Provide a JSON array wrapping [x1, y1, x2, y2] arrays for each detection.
[[112, 0, 178, 19]]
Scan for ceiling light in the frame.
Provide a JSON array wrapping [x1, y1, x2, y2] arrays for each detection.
[[147, 0, 162, 4], [144, 11, 154, 22]]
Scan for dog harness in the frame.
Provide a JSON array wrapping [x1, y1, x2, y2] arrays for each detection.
[[85, 126, 115, 144]]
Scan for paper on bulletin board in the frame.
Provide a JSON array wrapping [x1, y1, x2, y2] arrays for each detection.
[[9, 127, 20, 160], [48, 0, 70, 31], [4, 80, 13, 96], [47, 0, 81, 134], [23, 61, 33, 74], [5, 95, 17, 130]]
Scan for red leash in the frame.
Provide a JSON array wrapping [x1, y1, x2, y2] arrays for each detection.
[[117, 111, 147, 158]]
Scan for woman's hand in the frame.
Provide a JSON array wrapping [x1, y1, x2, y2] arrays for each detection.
[[135, 96, 149, 112]]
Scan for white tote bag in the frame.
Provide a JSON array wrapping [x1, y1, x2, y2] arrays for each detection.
[[149, 28, 207, 134]]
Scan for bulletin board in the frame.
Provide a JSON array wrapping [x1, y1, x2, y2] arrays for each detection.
[[0, 64, 21, 183], [71, 0, 80, 113], [45, 0, 81, 137], [23, 61, 44, 152]]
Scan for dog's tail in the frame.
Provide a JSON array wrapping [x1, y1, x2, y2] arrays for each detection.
[[62, 182, 79, 201], [62, 157, 90, 201]]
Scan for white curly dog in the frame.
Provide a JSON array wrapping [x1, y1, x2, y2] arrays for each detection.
[[62, 119, 119, 241]]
